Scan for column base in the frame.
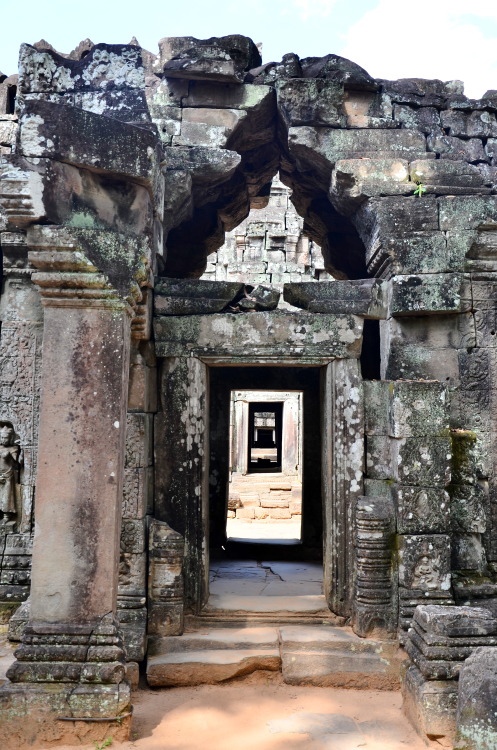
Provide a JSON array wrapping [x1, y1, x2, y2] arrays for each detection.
[[0, 682, 131, 749], [401, 663, 457, 744]]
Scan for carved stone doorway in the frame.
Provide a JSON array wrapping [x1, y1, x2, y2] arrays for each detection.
[[155, 322, 364, 619]]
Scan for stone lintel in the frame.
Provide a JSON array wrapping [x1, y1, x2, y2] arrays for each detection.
[[154, 311, 364, 360]]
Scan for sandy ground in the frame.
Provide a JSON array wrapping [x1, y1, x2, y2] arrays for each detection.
[[44, 676, 438, 750], [1, 630, 440, 750]]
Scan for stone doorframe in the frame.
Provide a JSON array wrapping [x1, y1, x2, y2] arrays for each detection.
[[230, 389, 302, 478], [154, 310, 365, 617]]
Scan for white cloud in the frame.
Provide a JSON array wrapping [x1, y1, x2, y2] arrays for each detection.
[[339, 1, 497, 98], [289, 0, 339, 22]]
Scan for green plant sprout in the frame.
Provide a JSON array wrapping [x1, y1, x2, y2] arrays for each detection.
[[94, 738, 113, 750], [413, 180, 427, 197]]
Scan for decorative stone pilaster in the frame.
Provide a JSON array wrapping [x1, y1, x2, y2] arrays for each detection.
[[353, 495, 396, 639], [0, 226, 135, 746], [148, 519, 184, 636]]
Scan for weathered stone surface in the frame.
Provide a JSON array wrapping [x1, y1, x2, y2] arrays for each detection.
[[284, 279, 387, 318], [427, 133, 487, 163], [147, 627, 280, 686], [154, 311, 364, 362], [330, 158, 413, 213], [18, 100, 161, 187], [402, 663, 457, 743], [394, 437, 452, 487], [154, 279, 243, 315], [391, 274, 469, 316], [353, 496, 396, 638], [415, 605, 497, 637], [280, 625, 401, 689], [398, 536, 452, 594], [300, 54, 377, 91], [455, 647, 497, 750], [276, 78, 344, 127], [156, 35, 261, 83], [410, 158, 486, 188], [396, 487, 450, 534], [439, 196, 497, 231], [289, 128, 427, 172]]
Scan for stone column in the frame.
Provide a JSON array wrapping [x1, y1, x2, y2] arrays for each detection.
[[154, 356, 209, 611], [0, 227, 133, 746], [322, 359, 364, 616]]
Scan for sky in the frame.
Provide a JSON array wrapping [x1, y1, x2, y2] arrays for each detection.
[[1, 0, 497, 98]]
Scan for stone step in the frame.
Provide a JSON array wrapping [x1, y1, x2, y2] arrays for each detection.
[[146, 623, 403, 689], [148, 626, 279, 654], [280, 626, 402, 690], [147, 626, 281, 686]]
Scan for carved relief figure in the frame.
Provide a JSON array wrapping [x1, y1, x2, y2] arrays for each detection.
[[412, 553, 440, 590], [0, 423, 20, 523]]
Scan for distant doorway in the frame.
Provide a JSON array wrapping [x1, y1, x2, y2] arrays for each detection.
[[248, 402, 282, 472], [226, 389, 303, 543]]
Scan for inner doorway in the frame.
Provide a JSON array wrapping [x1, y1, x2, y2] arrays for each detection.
[[227, 390, 303, 544]]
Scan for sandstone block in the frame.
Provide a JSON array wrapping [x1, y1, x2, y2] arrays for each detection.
[[276, 78, 344, 127], [236, 508, 255, 519], [398, 536, 452, 594], [391, 273, 469, 316], [455, 647, 497, 749], [284, 279, 387, 318], [268, 508, 292, 519]]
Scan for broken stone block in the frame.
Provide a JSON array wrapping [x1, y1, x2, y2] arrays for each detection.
[[154, 279, 243, 315], [283, 279, 387, 318], [300, 54, 377, 91], [245, 285, 280, 310], [19, 100, 161, 186], [276, 78, 344, 127], [455, 647, 497, 750], [390, 273, 469, 316], [157, 35, 261, 83], [414, 604, 497, 638]]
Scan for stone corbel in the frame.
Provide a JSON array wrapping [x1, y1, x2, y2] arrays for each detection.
[[26, 225, 152, 327]]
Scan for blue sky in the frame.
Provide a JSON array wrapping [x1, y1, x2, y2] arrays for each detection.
[[1, 0, 497, 98]]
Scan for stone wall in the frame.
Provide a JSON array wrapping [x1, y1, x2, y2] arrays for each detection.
[[3, 31, 497, 746], [201, 175, 330, 299]]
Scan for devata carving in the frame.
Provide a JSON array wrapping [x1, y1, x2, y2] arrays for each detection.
[[0, 422, 20, 525]]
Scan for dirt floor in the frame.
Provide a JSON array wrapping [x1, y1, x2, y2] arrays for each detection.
[[46, 674, 440, 750]]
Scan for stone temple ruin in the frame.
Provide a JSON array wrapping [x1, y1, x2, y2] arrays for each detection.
[[2, 32, 497, 748]]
